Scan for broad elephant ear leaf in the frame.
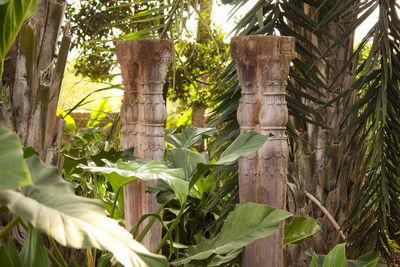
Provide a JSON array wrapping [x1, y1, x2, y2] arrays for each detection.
[[165, 126, 217, 149], [0, 156, 168, 267], [215, 131, 270, 165], [79, 158, 189, 206], [171, 202, 292, 266], [166, 148, 209, 179], [0, 124, 32, 189], [284, 217, 321, 245]]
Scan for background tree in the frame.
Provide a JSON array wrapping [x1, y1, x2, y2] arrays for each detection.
[[1, 0, 70, 166], [68, 0, 230, 125], [209, 0, 400, 264]]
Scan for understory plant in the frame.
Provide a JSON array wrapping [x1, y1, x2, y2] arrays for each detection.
[[0, 124, 168, 266], [78, 126, 324, 266]]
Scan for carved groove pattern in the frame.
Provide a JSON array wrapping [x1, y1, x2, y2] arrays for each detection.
[[116, 39, 172, 252], [231, 35, 295, 267]]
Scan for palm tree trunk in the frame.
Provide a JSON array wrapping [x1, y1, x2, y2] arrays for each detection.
[[285, 2, 357, 265], [1, 0, 70, 167]]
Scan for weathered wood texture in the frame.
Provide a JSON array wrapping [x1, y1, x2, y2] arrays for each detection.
[[116, 39, 172, 252], [230, 35, 295, 267], [1, 0, 70, 167]]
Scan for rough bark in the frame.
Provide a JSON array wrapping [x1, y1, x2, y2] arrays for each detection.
[[1, 0, 70, 167], [116, 39, 172, 252], [285, 2, 356, 265], [231, 35, 296, 267]]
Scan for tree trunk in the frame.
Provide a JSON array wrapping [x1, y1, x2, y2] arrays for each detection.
[[285, 2, 356, 265], [0, 0, 71, 259], [1, 0, 70, 167]]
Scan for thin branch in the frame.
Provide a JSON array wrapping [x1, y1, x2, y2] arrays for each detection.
[[304, 190, 346, 241], [160, 0, 182, 39]]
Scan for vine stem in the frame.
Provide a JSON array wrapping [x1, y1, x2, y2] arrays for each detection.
[[47, 248, 63, 267], [48, 236, 69, 267], [0, 217, 21, 239], [137, 203, 166, 242], [110, 186, 122, 218], [304, 190, 346, 240], [154, 204, 185, 254]]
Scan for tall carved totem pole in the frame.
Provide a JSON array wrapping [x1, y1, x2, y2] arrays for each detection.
[[116, 39, 172, 251], [230, 35, 296, 266]]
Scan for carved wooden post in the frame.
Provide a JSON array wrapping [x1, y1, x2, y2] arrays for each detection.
[[116, 39, 172, 252], [231, 35, 295, 266]]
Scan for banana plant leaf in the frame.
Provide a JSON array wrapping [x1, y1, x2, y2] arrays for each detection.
[[0, 124, 32, 189], [0, 156, 168, 267], [171, 202, 292, 266], [79, 159, 188, 205]]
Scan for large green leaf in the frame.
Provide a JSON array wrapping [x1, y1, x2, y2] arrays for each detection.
[[166, 148, 209, 179], [284, 217, 321, 245], [0, 244, 13, 267], [171, 202, 292, 265], [165, 126, 217, 149], [0, 124, 32, 189], [79, 158, 189, 206], [0, 157, 168, 267], [215, 131, 270, 165], [322, 243, 347, 267], [0, 0, 37, 60], [7, 237, 21, 267], [310, 252, 320, 267], [348, 252, 386, 267], [307, 247, 385, 267], [20, 226, 49, 267]]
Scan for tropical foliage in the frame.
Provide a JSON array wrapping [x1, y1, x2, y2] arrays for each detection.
[[2, 0, 399, 265], [207, 0, 400, 263]]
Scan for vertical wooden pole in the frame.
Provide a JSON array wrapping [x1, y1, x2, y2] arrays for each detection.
[[231, 35, 295, 267], [116, 39, 172, 252]]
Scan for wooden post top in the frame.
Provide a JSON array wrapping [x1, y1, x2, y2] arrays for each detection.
[[230, 35, 296, 86], [230, 35, 296, 60], [116, 39, 172, 64]]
